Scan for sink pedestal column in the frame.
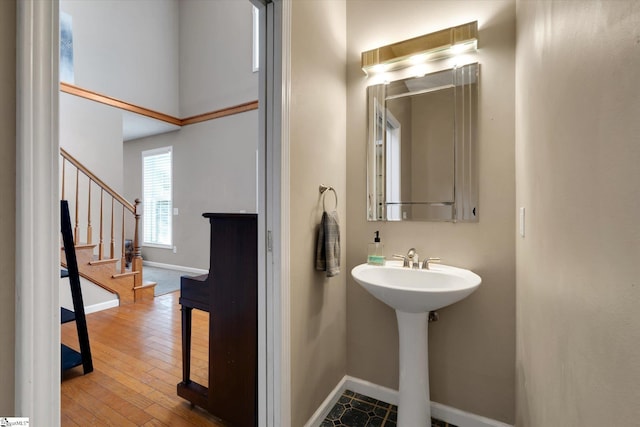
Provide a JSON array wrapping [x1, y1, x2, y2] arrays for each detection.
[[396, 310, 430, 427]]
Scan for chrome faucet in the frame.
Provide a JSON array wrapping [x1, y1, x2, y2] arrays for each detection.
[[393, 248, 420, 268], [404, 248, 419, 269]]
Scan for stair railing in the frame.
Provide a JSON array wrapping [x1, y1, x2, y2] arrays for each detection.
[[60, 147, 143, 287]]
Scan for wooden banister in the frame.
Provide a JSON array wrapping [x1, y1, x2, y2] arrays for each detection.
[[61, 147, 135, 213], [60, 147, 146, 298]]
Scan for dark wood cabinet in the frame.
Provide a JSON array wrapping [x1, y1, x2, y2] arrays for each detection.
[[177, 213, 257, 427]]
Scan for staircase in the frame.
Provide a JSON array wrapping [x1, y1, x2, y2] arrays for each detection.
[[61, 147, 156, 304]]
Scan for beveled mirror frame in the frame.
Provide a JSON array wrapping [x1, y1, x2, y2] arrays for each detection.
[[366, 63, 479, 222]]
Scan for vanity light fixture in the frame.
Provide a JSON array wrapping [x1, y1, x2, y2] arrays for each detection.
[[361, 21, 478, 75]]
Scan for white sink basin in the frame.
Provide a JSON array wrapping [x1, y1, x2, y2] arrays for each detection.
[[351, 260, 481, 313], [351, 260, 482, 426]]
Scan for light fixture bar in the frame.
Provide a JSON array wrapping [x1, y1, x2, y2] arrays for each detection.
[[361, 21, 478, 74]]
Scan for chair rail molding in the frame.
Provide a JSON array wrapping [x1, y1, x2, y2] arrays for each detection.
[[16, 0, 61, 423], [61, 82, 258, 127]]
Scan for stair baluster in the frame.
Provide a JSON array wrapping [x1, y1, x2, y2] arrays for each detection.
[[60, 147, 155, 303], [74, 168, 80, 244], [99, 188, 104, 260], [133, 199, 142, 287], [61, 158, 66, 200], [110, 197, 115, 260], [87, 178, 92, 244], [121, 205, 126, 274]]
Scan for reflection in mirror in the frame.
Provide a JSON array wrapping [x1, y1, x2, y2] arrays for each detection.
[[367, 63, 478, 222]]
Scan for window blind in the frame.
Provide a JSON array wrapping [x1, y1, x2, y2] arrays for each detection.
[[142, 147, 172, 247]]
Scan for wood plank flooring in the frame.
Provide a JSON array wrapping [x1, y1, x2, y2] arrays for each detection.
[[61, 292, 227, 426]]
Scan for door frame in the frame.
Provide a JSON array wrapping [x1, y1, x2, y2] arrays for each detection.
[[15, 1, 291, 425], [15, 0, 61, 422]]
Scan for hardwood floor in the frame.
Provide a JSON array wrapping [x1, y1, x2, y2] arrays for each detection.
[[61, 292, 226, 426]]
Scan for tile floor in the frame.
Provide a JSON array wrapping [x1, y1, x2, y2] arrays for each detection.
[[321, 390, 457, 427], [143, 265, 194, 296]]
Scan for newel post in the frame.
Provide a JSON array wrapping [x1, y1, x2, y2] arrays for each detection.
[[133, 198, 143, 286]]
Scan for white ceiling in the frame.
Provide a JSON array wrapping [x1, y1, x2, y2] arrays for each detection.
[[122, 110, 181, 142]]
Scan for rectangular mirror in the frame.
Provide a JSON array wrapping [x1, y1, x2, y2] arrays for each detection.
[[366, 63, 478, 222]]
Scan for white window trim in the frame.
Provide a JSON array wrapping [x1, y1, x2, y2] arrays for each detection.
[[253, 5, 260, 72]]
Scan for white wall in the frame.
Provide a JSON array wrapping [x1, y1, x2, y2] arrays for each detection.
[[59, 93, 128, 269], [61, 0, 180, 116], [179, 0, 258, 116], [121, 0, 259, 269], [0, 0, 16, 415], [123, 112, 258, 269], [60, 93, 124, 193], [516, 1, 640, 425], [346, 1, 516, 423]]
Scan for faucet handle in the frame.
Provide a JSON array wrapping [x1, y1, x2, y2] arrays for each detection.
[[392, 254, 410, 268], [421, 257, 441, 270]]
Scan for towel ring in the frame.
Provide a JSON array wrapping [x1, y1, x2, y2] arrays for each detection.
[[319, 184, 338, 211]]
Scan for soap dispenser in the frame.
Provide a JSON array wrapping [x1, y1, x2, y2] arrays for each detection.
[[367, 231, 385, 265]]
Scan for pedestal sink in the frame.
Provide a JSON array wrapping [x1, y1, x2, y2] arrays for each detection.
[[351, 260, 481, 427]]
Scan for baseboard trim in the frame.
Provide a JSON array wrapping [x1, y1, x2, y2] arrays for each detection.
[[305, 375, 513, 427], [84, 299, 119, 314], [142, 260, 209, 275], [303, 376, 348, 427]]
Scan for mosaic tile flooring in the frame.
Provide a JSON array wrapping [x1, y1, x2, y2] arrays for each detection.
[[320, 390, 457, 427]]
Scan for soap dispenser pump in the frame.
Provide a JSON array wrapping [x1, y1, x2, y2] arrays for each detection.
[[367, 231, 385, 265]]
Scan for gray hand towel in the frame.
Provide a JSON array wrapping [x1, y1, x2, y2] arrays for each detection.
[[315, 210, 340, 277]]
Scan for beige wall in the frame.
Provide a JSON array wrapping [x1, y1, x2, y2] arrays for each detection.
[[516, 1, 640, 425], [411, 89, 455, 203], [346, 1, 516, 423], [0, 0, 15, 415], [289, 1, 348, 425]]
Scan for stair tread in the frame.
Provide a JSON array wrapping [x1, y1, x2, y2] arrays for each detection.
[[75, 243, 98, 249]]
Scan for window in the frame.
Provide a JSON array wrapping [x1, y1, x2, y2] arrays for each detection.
[[252, 6, 259, 72], [142, 147, 172, 248]]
